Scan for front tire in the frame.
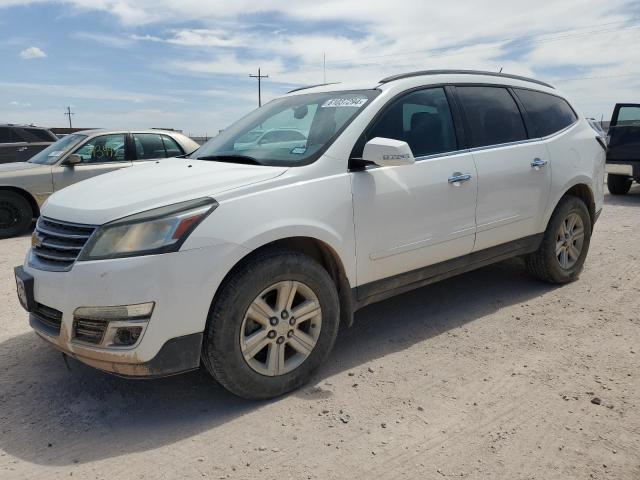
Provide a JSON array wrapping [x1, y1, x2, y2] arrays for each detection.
[[525, 195, 592, 284], [202, 249, 340, 399], [607, 174, 632, 195], [0, 191, 33, 239]]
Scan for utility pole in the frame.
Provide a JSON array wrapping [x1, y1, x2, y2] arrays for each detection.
[[64, 106, 75, 128], [323, 52, 326, 84], [249, 68, 268, 107]]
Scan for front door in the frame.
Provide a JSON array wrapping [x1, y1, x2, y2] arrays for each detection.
[[454, 85, 551, 251], [52, 133, 132, 191], [351, 87, 478, 288]]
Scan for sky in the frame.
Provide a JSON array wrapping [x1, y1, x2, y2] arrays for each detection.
[[0, 0, 639, 136]]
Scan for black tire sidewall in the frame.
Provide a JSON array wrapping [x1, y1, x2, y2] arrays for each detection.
[[542, 196, 592, 282], [0, 192, 33, 238], [607, 174, 632, 195], [203, 251, 340, 399]]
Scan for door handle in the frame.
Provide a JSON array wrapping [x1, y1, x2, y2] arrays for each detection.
[[448, 172, 472, 184], [17, 147, 28, 152], [531, 158, 548, 169]]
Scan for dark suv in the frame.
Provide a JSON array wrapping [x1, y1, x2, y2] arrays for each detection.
[[0, 125, 58, 164], [606, 104, 640, 194]]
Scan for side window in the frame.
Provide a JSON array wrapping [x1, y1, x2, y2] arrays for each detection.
[[616, 106, 640, 126], [161, 135, 183, 157], [456, 86, 527, 148], [280, 130, 306, 142], [514, 89, 577, 137], [133, 133, 168, 159], [22, 128, 57, 142], [73, 134, 127, 163], [367, 87, 458, 157], [0, 127, 12, 144], [259, 131, 283, 144]]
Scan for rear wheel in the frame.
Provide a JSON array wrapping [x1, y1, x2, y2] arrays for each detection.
[[0, 191, 33, 238], [202, 249, 340, 399], [525, 195, 592, 284], [607, 174, 632, 195]]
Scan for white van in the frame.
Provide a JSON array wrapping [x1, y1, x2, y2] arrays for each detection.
[[15, 70, 605, 399]]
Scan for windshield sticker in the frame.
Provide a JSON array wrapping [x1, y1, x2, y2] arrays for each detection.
[[47, 151, 63, 157], [321, 97, 368, 108], [290, 146, 307, 155]]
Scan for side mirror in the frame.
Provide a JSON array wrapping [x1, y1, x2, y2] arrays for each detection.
[[362, 137, 415, 167], [65, 154, 82, 167]]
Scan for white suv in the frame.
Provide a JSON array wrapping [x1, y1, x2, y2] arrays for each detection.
[[15, 70, 605, 399]]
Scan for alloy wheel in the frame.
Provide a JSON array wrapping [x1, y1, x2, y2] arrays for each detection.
[[555, 212, 584, 269], [240, 280, 322, 376]]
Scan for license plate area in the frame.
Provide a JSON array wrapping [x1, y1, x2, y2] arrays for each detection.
[[14, 266, 35, 312]]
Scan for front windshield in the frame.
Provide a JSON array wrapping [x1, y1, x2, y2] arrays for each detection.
[[191, 90, 380, 166], [28, 134, 87, 165]]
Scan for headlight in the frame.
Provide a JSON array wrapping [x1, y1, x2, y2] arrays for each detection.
[[80, 198, 217, 260]]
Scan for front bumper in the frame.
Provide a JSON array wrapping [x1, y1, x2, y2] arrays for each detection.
[[19, 242, 249, 378]]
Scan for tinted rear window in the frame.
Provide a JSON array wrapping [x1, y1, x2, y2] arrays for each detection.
[[0, 127, 11, 143], [456, 86, 528, 148], [514, 89, 577, 137], [14, 127, 56, 142]]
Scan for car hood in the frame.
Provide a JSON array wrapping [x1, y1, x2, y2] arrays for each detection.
[[0, 162, 48, 175], [43, 159, 288, 225]]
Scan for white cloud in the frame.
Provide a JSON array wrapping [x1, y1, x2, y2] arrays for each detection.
[[2, 0, 639, 125], [19, 46, 46, 59], [72, 31, 133, 48], [9, 100, 31, 107], [0, 81, 184, 104]]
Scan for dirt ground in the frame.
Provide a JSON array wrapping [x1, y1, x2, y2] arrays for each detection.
[[1, 187, 639, 480]]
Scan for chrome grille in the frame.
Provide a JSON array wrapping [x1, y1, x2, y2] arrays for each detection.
[[30, 303, 63, 336], [73, 318, 107, 345], [30, 217, 96, 271]]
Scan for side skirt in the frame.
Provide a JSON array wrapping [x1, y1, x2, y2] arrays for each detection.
[[353, 233, 543, 310]]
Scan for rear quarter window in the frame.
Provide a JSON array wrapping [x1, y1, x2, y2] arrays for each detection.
[[0, 127, 11, 143], [514, 89, 577, 137]]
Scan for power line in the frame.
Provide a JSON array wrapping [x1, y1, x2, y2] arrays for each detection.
[[249, 67, 269, 107]]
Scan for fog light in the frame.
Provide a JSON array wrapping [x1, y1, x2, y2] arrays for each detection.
[[113, 327, 143, 346], [72, 302, 154, 348]]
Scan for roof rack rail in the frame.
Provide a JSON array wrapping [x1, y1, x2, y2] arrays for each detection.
[[287, 82, 339, 94], [378, 70, 554, 89]]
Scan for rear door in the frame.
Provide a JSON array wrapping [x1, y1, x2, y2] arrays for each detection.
[[0, 127, 26, 164], [131, 132, 186, 161], [607, 104, 640, 163], [454, 85, 551, 251], [52, 133, 133, 190], [13, 127, 57, 161]]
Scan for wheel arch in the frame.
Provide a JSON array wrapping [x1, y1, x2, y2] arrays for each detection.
[[544, 179, 596, 228], [0, 186, 40, 218], [212, 236, 355, 330]]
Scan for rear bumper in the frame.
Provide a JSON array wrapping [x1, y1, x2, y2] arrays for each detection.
[[606, 161, 638, 177]]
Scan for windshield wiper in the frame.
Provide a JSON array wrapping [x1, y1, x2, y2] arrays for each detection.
[[195, 154, 262, 165]]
